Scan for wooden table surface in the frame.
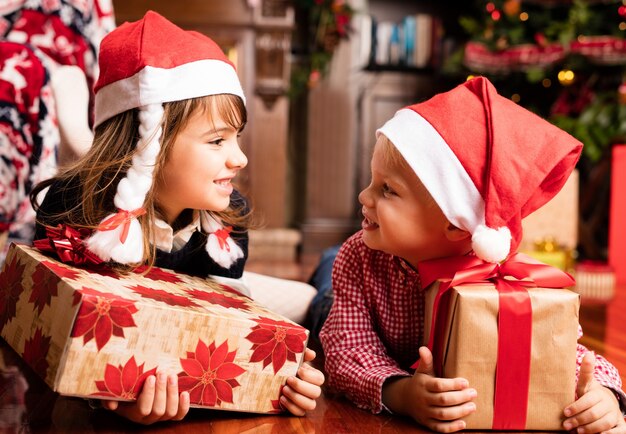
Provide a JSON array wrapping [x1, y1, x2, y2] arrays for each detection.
[[2, 285, 626, 434]]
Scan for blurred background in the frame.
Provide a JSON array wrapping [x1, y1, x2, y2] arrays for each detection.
[[1, 0, 624, 291]]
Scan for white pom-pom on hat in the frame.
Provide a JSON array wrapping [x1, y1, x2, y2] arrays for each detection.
[[471, 225, 511, 263]]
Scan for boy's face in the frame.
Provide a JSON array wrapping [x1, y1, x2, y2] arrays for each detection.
[[358, 137, 455, 267], [154, 107, 247, 224]]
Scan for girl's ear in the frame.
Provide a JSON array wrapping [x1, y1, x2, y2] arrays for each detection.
[[443, 221, 471, 242]]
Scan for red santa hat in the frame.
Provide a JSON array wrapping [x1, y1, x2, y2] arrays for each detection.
[[377, 76, 582, 263], [86, 11, 245, 265]]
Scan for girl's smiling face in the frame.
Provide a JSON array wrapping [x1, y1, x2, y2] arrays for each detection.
[[154, 106, 247, 225]]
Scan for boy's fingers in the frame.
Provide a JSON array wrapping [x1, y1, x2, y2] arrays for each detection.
[[426, 388, 477, 407], [426, 376, 470, 393], [564, 401, 610, 431], [172, 392, 190, 421], [577, 352, 596, 397], [416, 346, 435, 376], [427, 418, 467, 433]]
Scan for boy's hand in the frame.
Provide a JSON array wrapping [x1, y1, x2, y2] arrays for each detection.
[[102, 371, 190, 424], [280, 348, 325, 416], [383, 346, 477, 433], [563, 352, 625, 433]]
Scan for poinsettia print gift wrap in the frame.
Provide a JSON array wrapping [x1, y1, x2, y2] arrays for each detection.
[[0, 244, 309, 413]]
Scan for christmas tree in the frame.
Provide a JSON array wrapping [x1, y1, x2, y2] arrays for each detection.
[[448, 0, 626, 260]]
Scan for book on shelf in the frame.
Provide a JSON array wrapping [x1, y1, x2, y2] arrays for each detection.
[[357, 12, 442, 71]]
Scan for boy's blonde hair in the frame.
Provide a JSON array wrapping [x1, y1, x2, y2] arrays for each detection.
[[376, 134, 437, 209], [31, 93, 250, 271]]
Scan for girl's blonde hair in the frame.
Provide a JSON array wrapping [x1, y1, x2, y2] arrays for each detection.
[[31, 93, 250, 270]]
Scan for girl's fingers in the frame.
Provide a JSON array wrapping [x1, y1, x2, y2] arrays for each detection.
[[425, 376, 470, 394], [281, 384, 317, 413], [297, 364, 325, 387], [135, 375, 157, 416], [286, 375, 322, 400], [564, 401, 611, 431], [303, 348, 316, 363], [172, 392, 190, 421], [163, 374, 182, 419], [149, 372, 169, 418], [102, 400, 118, 411]]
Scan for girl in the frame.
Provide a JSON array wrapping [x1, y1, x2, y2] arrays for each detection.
[[31, 11, 323, 425]]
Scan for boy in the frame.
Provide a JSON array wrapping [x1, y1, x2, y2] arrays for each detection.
[[319, 77, 626, 432]]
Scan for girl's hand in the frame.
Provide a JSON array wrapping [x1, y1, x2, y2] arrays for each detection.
[[563, 352, 625, 433], [280, 348, 325, 416], [102, 371, 190, 425], [383, 346, 477, 433]]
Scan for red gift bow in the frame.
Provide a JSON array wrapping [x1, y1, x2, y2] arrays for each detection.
[[96, 208, 146, 243], [411, 253, 575, 430], [213, 226, 233, 252], [33, 224, 103, 266]]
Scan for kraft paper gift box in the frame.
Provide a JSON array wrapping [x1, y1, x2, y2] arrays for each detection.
[[0, 243, 309, 413], [421, 256, 580, 430]]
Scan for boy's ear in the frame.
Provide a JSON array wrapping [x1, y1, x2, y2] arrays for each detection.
[[443, 221, 471, 242]]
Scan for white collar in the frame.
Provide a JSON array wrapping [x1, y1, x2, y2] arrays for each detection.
[[153, 211, 200, 253]]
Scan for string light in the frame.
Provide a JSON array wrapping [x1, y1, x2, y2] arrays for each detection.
[[511, 94, 521, 103], [491, 10, 501, 21], [520, 12, 529, 21], [466, 74, 476, 81], [620, 22, 626, 31], [486, 2, 496, 12], [558, 69, 575, 86], [542, 78, 552, 88]]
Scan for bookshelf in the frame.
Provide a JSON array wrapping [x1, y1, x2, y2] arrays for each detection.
[[297, 0, 470, 254]]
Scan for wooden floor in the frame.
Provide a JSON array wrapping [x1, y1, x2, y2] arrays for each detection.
[[1, 264, 625, 433]]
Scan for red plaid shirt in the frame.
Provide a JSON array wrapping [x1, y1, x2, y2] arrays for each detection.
[[320, 231, 626, 414]]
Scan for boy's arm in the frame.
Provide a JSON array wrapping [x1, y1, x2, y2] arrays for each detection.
[[319, 235, 410, 413], [576, 326, 626, 413]]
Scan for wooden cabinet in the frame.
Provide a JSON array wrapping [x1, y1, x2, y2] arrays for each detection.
[[298, 0, 464, 253]]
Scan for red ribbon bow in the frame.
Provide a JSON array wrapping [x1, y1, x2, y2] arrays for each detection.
[[412, 253, 575, 429], [33, 224, 103, 266], [213, 226, 233, 252], [96, 208, 146, 243]]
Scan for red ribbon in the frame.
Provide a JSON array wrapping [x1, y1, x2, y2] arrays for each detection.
[[96, 208, 146, 243], [411, 253, 575, 429], [213, 226, 233, 252], [33, 224, 103, 266]]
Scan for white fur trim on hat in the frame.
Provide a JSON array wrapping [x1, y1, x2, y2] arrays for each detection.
[[94, 60, 245, 127], [377, 108, 485, 234], [201, 211, 244, 269], [86, 103, 164, 263], [471, 225, 511, 263]]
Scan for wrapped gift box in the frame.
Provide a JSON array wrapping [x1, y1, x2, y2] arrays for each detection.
[[424, 281, 579, 430], [0, 244, 309, 413]]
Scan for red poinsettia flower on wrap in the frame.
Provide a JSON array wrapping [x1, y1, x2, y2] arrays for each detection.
[[269, 385, 285, 413], [92, 356, 157, 400], [133, 265, 183, 283], [29, 261, 73, 314], [22, 327, 51, 379], [185, 288, 251, 311], [245, 318, 308, 374], [71, 287, 138, 351], [0, 255, 26, 328], [178, 339, 246, 407], [129, 284, 199, 308]]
